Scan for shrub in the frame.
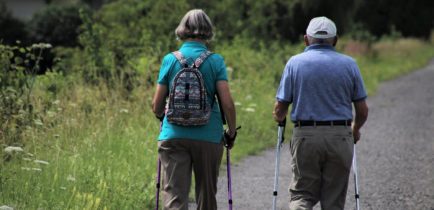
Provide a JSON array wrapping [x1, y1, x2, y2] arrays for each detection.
[[75, 0, 189, 91], [0, 1, 27, 45], [27, 4, 87, 47], [0, 43, 51, 146], [354, 0, 434, 39]]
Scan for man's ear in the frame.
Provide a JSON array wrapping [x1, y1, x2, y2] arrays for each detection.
[[333, 36, 338, 47], [304, 35, 309, 46]]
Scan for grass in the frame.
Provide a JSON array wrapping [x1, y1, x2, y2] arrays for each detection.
[[345, 38, 434, 95], [1, 84, 160, 209], [1, 37, 434, 209]]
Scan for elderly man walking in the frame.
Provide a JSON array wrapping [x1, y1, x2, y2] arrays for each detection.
[[273, 17, 369, 210]]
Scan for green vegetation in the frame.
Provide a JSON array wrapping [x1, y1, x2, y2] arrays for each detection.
[[2, 37, 433, 210], [1, 0, 434, 209]]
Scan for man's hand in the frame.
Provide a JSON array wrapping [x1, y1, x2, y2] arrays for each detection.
[[353, 128, 361, 144], [353, 100, 368, 144], [273, 101, 289, 122]]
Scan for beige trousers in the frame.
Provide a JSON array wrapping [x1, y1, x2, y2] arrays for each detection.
[[158, 139, 223, 210], [289, 126, 354, 210]]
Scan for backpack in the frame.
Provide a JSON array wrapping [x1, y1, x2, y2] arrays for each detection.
[[166, 50, 213, 126]]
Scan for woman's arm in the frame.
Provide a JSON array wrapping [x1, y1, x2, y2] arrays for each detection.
[[216, 81, 236, 137], [152, 84, 168, 119]]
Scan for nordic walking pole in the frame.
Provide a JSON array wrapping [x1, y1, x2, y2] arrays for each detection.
[[353, 144, 360, 210], [272, 118, 286, 210], [226, 145, 233, 210], [225, 126, 241, 210], [155, 158, 161, 210], [155, 116, 164, 210]]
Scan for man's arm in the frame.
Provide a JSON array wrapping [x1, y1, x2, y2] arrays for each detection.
[[353, 100, 369, 143], [273, 100, 290, 123]]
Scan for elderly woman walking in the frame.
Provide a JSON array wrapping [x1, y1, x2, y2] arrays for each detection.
[[152, 9, 237, 210]]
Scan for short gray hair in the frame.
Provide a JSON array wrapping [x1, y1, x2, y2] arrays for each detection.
[[175, 9, 214, 41], [307, 35, 336, 45]]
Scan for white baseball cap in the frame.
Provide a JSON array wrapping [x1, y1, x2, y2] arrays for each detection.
[[306, 16, 337, 39]]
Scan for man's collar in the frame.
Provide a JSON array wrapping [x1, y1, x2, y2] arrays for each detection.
[[304, 44, 335, 52]]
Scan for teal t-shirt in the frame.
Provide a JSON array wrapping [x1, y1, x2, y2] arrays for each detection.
[[157, 41, 228, 143]]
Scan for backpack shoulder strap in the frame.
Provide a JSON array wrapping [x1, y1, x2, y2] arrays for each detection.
[[194, 51, 213, 68], [172, 51, 188, 67]]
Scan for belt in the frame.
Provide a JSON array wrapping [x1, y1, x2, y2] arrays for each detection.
[[294, 120, 352, 127]]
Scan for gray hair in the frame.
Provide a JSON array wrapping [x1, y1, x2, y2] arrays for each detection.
[[306, 35, 336, 45], [175, 9, 214, 41]]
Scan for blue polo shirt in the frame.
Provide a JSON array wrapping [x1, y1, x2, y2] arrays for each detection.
[[157, 41, 228, 143], [276, 44, 367, 121]]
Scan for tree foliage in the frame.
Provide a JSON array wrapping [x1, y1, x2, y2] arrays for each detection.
[[0, 2, 27, 45], [61, 0, 434, 92], [355, 0, 434, 39], [0, 43, 51, 145], [2, 0, 433, 48], [27, 3, 86, 47], [75, 0, 189, 89]]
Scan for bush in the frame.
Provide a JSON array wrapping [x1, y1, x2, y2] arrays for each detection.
[[0, 1, 27, 45], [355, 0, 434, 39], [0, 43, 51, 146], [27, 4, 87, 47], [75, 0, 189, 90]]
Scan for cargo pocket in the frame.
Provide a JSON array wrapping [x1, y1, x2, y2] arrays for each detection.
[[289, 136, 304, 157], [333, 131, 354, 170]]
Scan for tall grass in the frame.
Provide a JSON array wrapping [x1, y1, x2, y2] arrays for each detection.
[[1, 81, 159, 209], [357, 38, 434, 94], [1, 37, 434, 209]]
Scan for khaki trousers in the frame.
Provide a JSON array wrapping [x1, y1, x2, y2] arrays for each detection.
[[158, 139, 223, 210], [289, 126, 354, 210]]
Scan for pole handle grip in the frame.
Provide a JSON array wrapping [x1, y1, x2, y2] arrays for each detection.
[[278, 118, 287, 127]]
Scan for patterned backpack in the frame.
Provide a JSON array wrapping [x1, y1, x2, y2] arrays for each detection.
[[166, 50, 213, 126]]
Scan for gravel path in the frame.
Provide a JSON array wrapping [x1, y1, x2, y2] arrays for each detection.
[[190, 59, 434, 210]]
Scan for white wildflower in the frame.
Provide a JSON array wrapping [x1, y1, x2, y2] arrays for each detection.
[[120, 109, 129, 113], [53, 100, 60, 105], [234, 102, 242, 106], [4, 146, 24, 153], [21, 167, 42, 172], [31, 43, 52, 49], [34, 160, 50, 165], [248, 103, 257, 107], [245, 95, 252, 100], [244, 107, 256, 112], [34, 119, 43, 126], [227, 66, 234, 72], [0, 205, 14, 210], [60, 187, 67, 190], [54, 134, 60, 138], [67, 175, 76, 182], [47, 111, 56, 118], [23, 158, 32, 161]]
